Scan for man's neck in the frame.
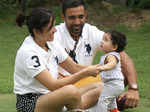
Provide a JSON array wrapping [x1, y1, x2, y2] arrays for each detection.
[[71, 33, 81, 42]]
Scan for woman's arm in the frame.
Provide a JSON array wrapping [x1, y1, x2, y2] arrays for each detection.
[[59, 57, 88, 74], [35, 65, 100, 91]]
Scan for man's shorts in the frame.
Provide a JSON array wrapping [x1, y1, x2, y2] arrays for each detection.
[[74, 75, 101, 88]]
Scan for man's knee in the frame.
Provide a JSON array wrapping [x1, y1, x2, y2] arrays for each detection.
[[95, 82, 104, 88], [92, 82, 104, 93], [63, 85, 81, 101]]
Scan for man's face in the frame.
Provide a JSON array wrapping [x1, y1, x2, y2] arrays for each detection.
[[63, 5, 86, 38]]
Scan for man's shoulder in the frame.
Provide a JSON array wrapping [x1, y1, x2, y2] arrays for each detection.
[[55, 23, 65, 30], [84, 23, 97, 29], [83, 23, 104, 38], [84, 23, 104, 33]]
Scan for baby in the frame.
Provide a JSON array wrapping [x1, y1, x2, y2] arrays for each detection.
[[97, 30, 127, 112]]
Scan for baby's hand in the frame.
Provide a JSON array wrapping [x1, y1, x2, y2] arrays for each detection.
[[97, 64, 104, 72]]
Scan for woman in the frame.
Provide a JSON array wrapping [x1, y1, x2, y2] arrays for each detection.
[[14, 8, 103, 112]]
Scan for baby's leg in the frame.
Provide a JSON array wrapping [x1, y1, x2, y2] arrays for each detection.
[[108, 98, 118, 111]]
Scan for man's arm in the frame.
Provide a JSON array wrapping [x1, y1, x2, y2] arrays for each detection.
[[120, 51, 137, 86], [119, 51, 139, 108]]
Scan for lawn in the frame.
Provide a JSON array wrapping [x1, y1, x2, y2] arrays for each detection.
[[0, 6, 150, 112]]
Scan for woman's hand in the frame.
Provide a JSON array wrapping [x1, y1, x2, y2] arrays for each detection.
[[84, 64, 101, 77]]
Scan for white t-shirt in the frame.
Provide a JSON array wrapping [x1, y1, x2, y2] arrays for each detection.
[[54, 23, 104, 75], [14, 35, 68, 95], [99, 52, 124, 82]]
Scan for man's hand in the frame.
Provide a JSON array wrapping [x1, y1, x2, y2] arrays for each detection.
[[118, 89, 139, 108]]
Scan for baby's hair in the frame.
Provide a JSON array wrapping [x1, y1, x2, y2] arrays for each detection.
[[105, 30, 127, 52]]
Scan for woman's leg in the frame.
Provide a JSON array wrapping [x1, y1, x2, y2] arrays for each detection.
[[78, 82, 104, 109], [34, 85, 81, 112]]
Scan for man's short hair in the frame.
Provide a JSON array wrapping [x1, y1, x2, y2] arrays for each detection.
[[62, 0, 87, 16]]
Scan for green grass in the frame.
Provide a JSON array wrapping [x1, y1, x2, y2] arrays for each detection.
[[0, 18, 27, 93], [0, 94, 16, 112], [0, 7, 150, 112], [93, 23, 150, 112], [95, 23, 150, 98]]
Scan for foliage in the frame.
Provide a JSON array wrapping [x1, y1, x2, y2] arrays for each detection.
[[0, 0, 61, 9], [127, 0, 150, 8], [0, 0, 16, 9]]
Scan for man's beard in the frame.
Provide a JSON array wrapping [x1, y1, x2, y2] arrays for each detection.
[[69, 23, 84, 36]]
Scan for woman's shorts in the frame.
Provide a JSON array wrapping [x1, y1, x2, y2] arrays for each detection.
[[16, 93, 43, 112]]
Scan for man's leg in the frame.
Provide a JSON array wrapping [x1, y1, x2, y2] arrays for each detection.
[[78, 82, 104, 109], [74, 75, 101, 88]]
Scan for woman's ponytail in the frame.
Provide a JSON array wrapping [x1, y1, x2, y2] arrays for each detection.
[[16, 11, 26, 27]]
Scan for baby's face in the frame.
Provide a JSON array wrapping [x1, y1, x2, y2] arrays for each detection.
[[100, 33, 117, 53]]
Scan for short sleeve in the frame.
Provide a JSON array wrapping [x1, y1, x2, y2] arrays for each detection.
[[108, 52, 120, 60], [23, 51, 46, 78]]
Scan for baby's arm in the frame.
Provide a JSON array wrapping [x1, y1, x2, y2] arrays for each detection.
[[100, 54, 118, 71]]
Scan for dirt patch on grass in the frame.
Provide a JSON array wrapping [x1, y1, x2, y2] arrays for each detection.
[[117, 9, 150, 29], [87, 1, 150, 30]]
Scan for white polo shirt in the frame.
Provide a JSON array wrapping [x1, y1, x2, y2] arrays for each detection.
[[54, 23, 104, 75], [14, 35, 68, 95]]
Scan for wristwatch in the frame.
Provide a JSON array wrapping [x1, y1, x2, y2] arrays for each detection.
[[129, 84, 138, 91]]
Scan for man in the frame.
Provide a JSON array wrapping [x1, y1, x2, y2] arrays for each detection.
[[54, 0, 139, 111]]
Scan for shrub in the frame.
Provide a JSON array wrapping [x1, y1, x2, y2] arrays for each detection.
[[0, 0, 16, 8], [127, 0, 150, 9]]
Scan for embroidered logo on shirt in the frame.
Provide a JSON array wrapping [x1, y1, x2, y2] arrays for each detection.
[[31, 55, 41, 67], [55, 56, 59, 64], [65, 48, 78, 63], [84, 44, 92, 56]]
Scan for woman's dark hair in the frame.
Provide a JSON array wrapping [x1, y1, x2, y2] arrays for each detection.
[[62, 0, 87, 16], [16, 8, 55, 37], [106, 30, 127, 52]]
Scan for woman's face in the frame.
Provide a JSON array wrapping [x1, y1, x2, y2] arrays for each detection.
[[41, 18, 57, 42]]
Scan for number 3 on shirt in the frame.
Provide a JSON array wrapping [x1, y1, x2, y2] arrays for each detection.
[[31, 56, 41, 67]]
